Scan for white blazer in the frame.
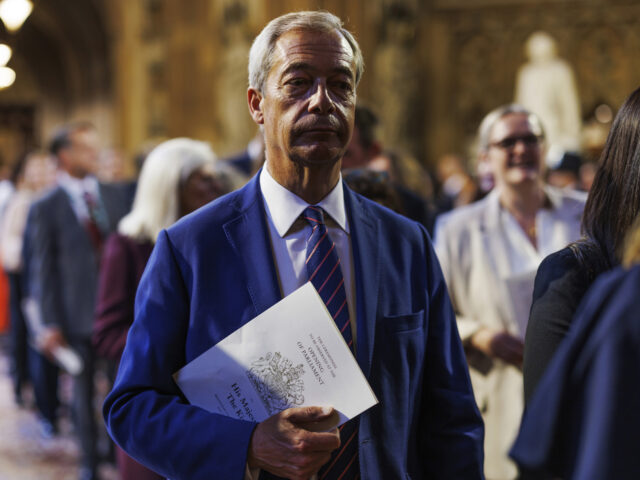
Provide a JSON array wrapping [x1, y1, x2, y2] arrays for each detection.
[[434, 186, 585, 480]]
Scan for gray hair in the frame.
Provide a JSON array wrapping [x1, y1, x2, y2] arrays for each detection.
[[118, 138, 219, 242], [248, 11, 364, 94], [477, 104, 545, 153]]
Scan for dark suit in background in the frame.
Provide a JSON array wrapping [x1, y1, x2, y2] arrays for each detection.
[[25, 181, 131, 478], [512, 264, 640, 479]]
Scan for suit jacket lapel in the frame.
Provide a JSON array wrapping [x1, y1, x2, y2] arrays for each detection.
[[223, 175, 281, 318], [345, 187, 380, 378], [56, 187, 93, 244]]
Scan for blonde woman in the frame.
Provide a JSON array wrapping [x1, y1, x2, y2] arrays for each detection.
[[93, 138, 235, 480]]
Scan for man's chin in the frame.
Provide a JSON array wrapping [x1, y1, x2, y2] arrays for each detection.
[[290, 145, 344, 167], [505, 172, 541, 187]]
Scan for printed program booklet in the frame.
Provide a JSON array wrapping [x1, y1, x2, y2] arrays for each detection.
[[174, 282, 378, 426]]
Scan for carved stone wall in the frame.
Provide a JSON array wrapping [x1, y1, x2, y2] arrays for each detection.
[[424, 0, 640, 166], [103, 0, 640, 168]]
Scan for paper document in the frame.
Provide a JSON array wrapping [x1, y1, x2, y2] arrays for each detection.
[[174, 282, 378, 426]]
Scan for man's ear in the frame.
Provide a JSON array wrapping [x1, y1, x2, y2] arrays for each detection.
[[247, 87, 264, 125]]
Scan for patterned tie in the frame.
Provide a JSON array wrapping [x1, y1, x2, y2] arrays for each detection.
[[82, 190, 108, 254], [303, 206, 359, 480]]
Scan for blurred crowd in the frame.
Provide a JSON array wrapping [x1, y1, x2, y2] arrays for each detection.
[[0, 83, 638, 480]]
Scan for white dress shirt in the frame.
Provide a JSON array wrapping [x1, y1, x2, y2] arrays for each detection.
[[57, 171, 101, 223], [259, 165, 356, 341], [245, 166, 357, 480]]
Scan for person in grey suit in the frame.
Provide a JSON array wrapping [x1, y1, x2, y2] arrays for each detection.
[[24, 121, 132, 480]]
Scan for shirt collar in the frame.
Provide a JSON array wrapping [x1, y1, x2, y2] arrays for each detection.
[[259, 165, 349, 238], [58, 171, 99, 198]]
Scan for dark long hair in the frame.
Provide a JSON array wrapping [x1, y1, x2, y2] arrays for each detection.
[[577, 86, 640, 272]]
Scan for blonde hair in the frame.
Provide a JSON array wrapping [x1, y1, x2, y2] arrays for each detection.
[[118, 138, 217, 242]]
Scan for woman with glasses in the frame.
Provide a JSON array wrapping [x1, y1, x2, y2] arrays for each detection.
[[434, 104, 586, 480]]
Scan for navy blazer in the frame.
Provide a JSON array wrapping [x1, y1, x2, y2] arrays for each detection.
[[104, 174, 484, 480], [511, 264, 640, 479]]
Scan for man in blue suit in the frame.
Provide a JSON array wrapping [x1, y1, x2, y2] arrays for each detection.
[[104, 11, 483, 480]]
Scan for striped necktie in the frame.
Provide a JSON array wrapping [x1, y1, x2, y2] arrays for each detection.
[[82, 190, 108, 254], [303, 205, 359, 480]]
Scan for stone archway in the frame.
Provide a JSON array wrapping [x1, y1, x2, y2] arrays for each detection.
[[0, 0, 113, 167]]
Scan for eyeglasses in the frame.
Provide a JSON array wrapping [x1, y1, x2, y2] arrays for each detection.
[[489, 134, 541, 150]]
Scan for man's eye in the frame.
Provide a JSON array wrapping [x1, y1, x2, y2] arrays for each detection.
[[332, 81, 353, 94], [287, 78, 308, 87]]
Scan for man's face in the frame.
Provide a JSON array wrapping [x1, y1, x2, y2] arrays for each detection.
[[249, 28, 357, 171], [61, 128, 99, 178], [483, 113, 544, 189]]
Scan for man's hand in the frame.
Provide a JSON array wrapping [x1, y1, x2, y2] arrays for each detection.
[[471, 327, 523, 367], [247, 406, 340, 480], [38, 326, 67, 358]]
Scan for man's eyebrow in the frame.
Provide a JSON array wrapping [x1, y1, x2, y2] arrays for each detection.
[[281, 62, 355, 80]]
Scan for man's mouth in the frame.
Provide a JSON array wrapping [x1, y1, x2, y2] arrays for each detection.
[[508, 159, 537, 169], [300, 126, 337, 134]]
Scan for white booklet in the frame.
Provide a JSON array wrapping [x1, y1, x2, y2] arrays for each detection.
[[174, 282, 378, 426]]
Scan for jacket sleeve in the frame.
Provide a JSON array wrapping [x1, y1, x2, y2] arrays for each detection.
[[421, 232, 485, 478], [24, 201, 65, 332], [103, 230, 257, 480]]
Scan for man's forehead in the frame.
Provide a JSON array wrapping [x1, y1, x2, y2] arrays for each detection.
[[273, 29, 355, 73], [491, 113, 535, 139]]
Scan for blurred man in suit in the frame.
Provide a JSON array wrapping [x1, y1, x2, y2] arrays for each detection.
[[25, 122, 132, 480]]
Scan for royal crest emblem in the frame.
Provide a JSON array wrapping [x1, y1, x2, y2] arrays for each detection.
[[246, 352, 305, 415]]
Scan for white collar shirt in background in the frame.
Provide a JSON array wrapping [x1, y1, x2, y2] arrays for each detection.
[[57, 171, 100, 222], [496, 186, 583, 275]]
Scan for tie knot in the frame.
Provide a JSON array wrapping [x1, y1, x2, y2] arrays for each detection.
[[83, 190, 96, 207], [303, 206, 325, 227]]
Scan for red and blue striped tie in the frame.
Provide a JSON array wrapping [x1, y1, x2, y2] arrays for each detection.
[[303, 205, 359, 480]]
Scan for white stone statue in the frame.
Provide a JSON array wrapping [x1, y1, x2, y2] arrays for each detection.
[[515, 31, 582, 165]]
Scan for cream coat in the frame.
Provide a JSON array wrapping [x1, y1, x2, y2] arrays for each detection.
[[434, 186, 585, 480]]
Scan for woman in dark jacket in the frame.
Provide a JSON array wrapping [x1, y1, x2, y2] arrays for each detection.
[[524, 86, 640, 402]]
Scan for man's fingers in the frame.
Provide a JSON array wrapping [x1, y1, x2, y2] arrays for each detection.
[[248, 411, 340, 479], [295, 411, 340, 433], [299, 427, 341, 452], [490, 333, 524, 365], [286, 405, 335, 424]]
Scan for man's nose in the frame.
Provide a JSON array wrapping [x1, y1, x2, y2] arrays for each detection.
[[308, 81, 335, 114], [512, 138, 528, 154]]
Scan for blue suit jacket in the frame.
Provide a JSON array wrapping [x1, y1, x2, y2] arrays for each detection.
[[104, 174, 484, 480]]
